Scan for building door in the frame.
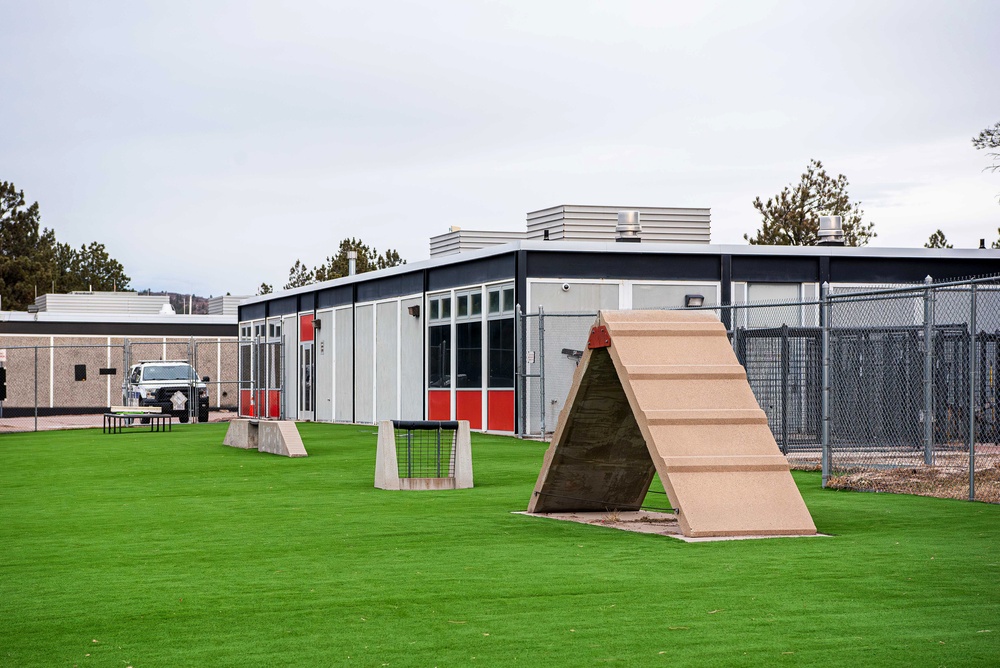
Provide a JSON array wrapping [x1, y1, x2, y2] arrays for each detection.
[[298, 313, 315, 421], [299, 341, 314, 421]]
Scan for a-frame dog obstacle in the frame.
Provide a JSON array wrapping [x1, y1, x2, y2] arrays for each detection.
[[527, 310, 816, 538]]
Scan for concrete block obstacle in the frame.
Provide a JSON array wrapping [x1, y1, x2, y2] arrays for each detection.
[[527, 309, 817, 538], [375, 420, 473, 490], [223, 418, 307, 457], [223, 418, 258, 449]]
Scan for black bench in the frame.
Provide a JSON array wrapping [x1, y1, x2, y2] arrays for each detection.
[[103, 412, 174, 434]]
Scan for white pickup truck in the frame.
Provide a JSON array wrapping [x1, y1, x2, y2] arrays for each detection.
[[123, 361, 210, 423]]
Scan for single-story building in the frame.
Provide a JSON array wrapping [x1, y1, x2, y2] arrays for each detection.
[[238, 205, 1000, 433]]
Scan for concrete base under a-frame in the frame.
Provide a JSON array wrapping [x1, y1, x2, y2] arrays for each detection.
[[527, 310, 816, 538]]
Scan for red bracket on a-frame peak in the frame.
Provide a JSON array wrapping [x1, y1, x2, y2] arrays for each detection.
[[587, 325, 611, 349]]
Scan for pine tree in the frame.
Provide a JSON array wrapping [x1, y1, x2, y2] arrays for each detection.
[[745, 160, 875, 246]]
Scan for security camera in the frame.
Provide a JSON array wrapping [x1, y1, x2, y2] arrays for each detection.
[[561, 283, 571, 292]]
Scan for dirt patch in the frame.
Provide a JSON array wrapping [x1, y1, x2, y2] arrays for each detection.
[[516, 511, 824, 542], [827, 465, 1000, 503]]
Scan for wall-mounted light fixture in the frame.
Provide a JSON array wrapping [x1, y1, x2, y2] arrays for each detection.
[[407, 305, 420, 318], [313, 318, 321, 330], [684, 294, 705, 308]]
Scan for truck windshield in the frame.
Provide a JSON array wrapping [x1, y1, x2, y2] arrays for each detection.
[[142, 365, 197, 381]]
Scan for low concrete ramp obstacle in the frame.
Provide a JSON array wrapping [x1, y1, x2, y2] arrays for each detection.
[[527, 310, 816, 538], [223, 419, 307, 457]]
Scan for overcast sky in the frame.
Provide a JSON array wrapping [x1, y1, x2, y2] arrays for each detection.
[[2, 1, 998, 297]]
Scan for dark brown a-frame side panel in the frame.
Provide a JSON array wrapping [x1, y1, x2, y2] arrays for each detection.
[[528, 310, 817, 538]]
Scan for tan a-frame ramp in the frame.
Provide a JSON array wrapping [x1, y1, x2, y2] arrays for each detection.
[[527, 310, 816, 538]]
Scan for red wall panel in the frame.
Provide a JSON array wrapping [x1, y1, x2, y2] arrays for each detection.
[[456, 390, 482, 430], [428, 390, 451, 420], [299, 314, 314, 342], [487, 390, 515, 432]]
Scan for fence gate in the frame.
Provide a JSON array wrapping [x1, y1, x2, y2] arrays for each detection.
[[238, 337, 284, 419]]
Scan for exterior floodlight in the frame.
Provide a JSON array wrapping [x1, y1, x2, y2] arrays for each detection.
[[685, 294, 705, 308], [407, 305, 420, 318]]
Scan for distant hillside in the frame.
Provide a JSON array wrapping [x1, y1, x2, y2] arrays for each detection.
[[138, 290, 210, 315]]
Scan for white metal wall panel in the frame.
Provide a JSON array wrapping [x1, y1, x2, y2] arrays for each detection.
[[335, 307, 354, 422], [375, 301, 398, 421], [746, 283, 802, 327], [315, 309, 334, 422], [282, 314, 297, 419], [354, 305, 375, 423], [801, 283, 820, 327], [631, 283, 719, 309], [400, 296, 424, 420], [529, 281, 619, 313]]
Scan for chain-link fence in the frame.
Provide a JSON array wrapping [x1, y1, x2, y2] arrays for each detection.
[[0, 337, 244, 432], [519, 275, 1000, 503]]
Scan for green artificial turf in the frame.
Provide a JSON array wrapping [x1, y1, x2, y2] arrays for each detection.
[[1, 423, 998, 667]]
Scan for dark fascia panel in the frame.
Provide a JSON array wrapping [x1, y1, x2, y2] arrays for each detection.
[[830, 257, 1000, 284], [526, 251, 719, 281], [427, 254, 517, 292], [299, 292, 316, 312], [239, 302, 266, 322], [0, 321, 237, 337], [731, 255, 821, 283], [268, 295, 298, 318], [317, 285, 354, 309], [357, 271, 424, 303]]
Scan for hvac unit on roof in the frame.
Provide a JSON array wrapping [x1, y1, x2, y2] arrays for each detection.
[[616, 210, 641, 243], [817, 215, 845, 246]]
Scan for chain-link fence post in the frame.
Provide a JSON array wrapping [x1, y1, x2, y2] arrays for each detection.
[[780, 323, 789, 455], [969, 283, 977, 501], [33, 346, 38, 433], [538, 306, 546, 441], [923, 275, 935, 465], [122, 339, 130, 406], [279, 336, 286, 421], [821, 282, 831, 487], [515, 304, 524, 437], [187, 337, 195, 423]]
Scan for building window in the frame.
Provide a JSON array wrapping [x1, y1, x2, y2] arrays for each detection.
[[488, 285, 516, 316], [488, 318, 515, 388], [454, 288, 483, 389], [456, 321, 482, 388], [428, 324, 451, 388], [486, 283, 515, 388]]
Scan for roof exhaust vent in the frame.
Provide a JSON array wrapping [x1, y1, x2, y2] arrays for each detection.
[[616, 210, 641, 243], [817, 215, 845, 246]]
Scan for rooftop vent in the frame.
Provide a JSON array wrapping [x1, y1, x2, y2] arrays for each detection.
[[616, 210, 641, 243], [816, 215, 845, 246]]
